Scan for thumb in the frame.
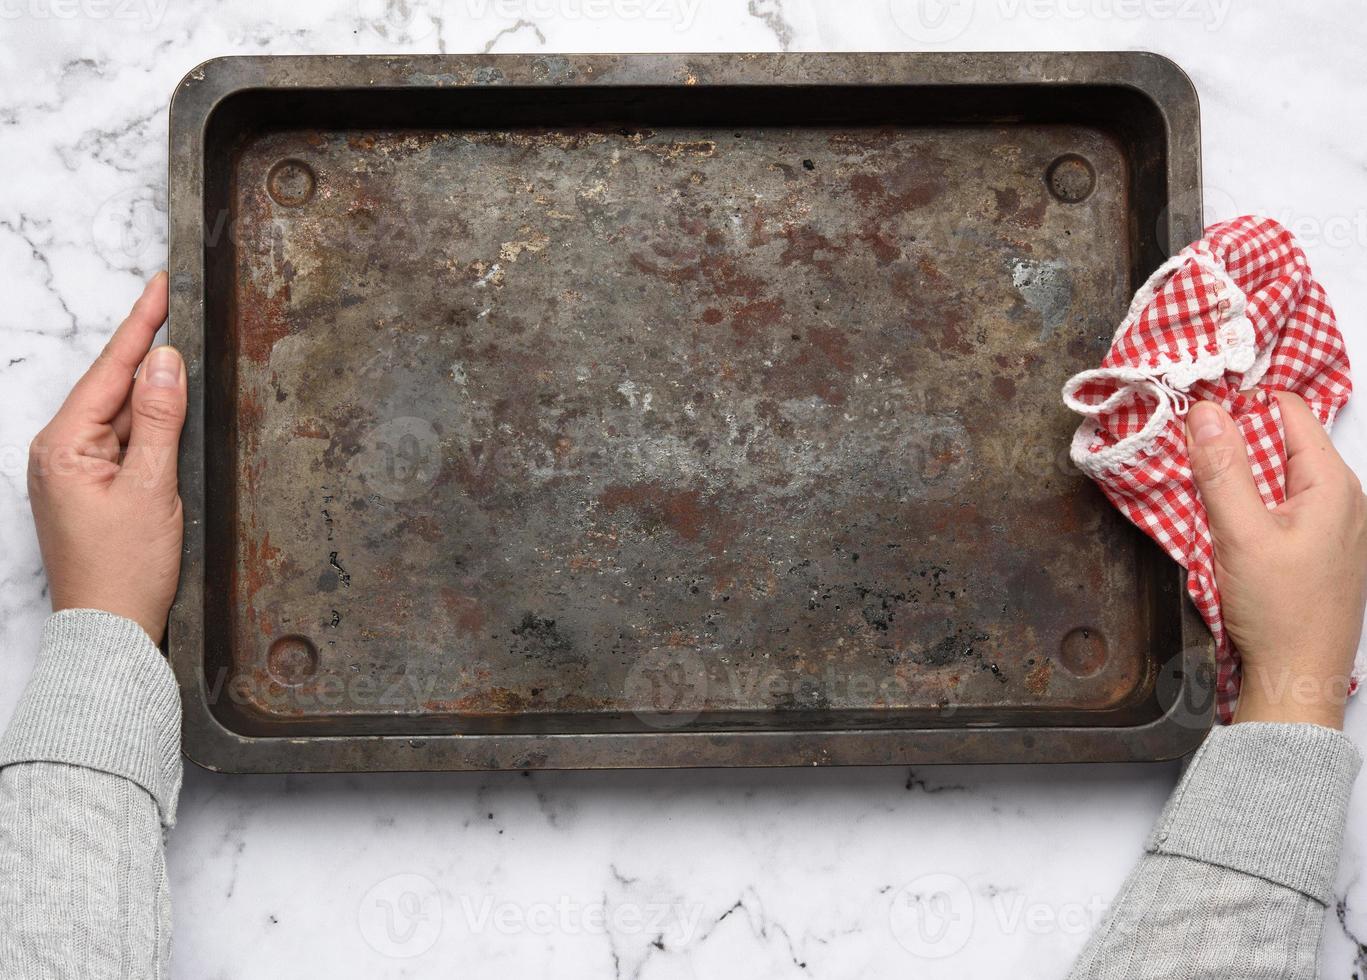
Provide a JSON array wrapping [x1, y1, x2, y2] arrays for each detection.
[[1186, 400, 1270, 543], [120, 345, 186, 498]]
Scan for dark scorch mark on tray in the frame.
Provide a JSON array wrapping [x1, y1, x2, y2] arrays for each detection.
[[511, 613, 586, 667]]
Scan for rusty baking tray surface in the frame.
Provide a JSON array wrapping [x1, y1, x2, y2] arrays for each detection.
[[169, 53, 1212, 772]]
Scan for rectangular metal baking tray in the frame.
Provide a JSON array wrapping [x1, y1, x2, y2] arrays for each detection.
[[168, 53, 1212, 772]]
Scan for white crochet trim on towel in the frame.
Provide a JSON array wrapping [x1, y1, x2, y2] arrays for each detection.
[[1062, 248, 1262, 477]]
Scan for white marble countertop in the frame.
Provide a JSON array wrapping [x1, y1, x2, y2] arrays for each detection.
[[2, 1, 1365, 976]]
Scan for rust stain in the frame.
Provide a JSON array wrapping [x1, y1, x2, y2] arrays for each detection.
[[242, 532, 282, 633], [599, 482, 739, 555], [729, 297, 786, 341], [994, 185, 1048, 228], [440, 587, 487, 633], [1026, 659, 1053, 695], [935, 309, 974, 357], [238, 284, 291, 365], [849, 169, 942, 215], [292, 419, 328, 439], [600, 483, 708, 542], [807, 326, 854, 372], [399, 515, 445, 543], [699, 252, 765, 302], [857, 225, 902, 264], [630, 252, 699, 285], [780, 223, 845, 272]]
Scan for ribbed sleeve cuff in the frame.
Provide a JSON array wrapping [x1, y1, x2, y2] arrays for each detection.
[[1147, 721, 1361, 904], [0, 610, 182, 827]]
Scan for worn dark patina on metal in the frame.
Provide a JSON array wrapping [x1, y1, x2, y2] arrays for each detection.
[[168, 53, 1211, 772]]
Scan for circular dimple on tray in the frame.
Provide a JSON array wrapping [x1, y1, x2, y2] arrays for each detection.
[[1059, 627, 1108, 677], [1045, 154, 1096, 203], [266, 158, 316, 207], [266, 635, 319, 686]]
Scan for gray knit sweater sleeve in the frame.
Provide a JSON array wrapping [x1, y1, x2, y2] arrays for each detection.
[[1068, 721, 1361, 979], [0, 609, 181, 980]]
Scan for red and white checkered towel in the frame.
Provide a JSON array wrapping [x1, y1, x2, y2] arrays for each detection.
[[1062, 216, 1357, 723]]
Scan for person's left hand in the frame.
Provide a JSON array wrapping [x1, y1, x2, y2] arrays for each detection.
[[27, 272, 186, 644]]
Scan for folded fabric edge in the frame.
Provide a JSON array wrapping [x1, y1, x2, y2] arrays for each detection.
[[1063, 247, 1269, 476]]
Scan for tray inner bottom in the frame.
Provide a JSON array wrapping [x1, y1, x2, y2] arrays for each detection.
[[210, 117, 1166, 737]]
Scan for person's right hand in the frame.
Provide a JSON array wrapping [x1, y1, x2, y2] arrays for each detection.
[[1186, 391, 1367, 729], [27, 273, 186, 645]]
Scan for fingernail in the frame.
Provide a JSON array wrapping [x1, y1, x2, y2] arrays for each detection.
[[145, 346, 182, 388], [1188, 402, 1225, 445]]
